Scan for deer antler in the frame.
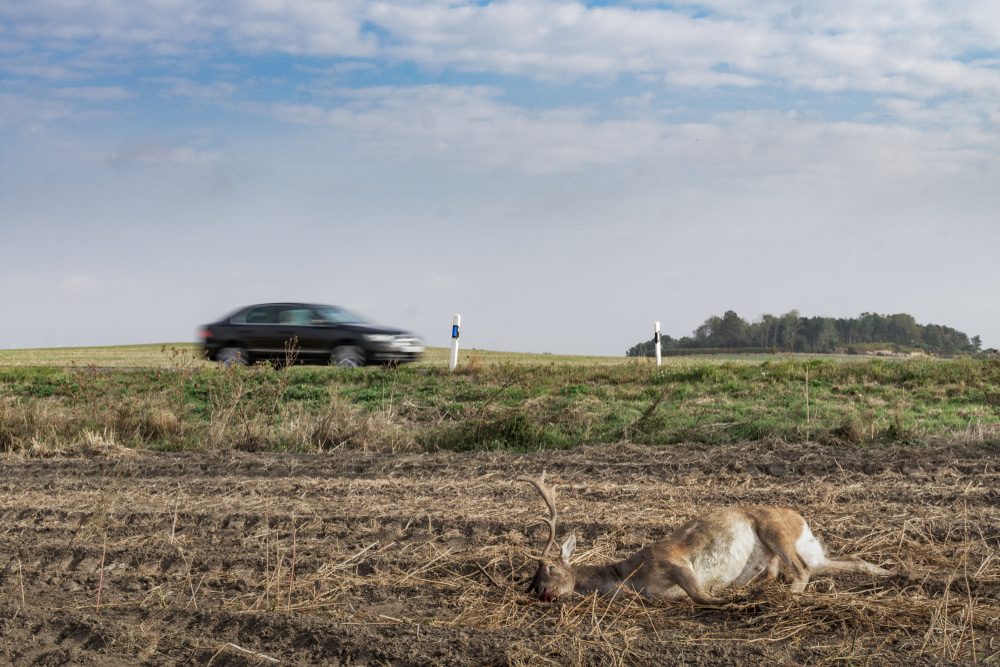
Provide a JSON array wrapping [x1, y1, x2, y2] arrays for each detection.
[[519, 471, 558, 558]]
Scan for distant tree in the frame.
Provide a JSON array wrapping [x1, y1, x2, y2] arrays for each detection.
[[801, 317, 837, 352], [778, 310, 800, 351], [757, 314, 779, 348], [694, 315, 722, 347], [716, 310, 749, 347], [888, 313, 921, 346], [857, 312, 878, 344]]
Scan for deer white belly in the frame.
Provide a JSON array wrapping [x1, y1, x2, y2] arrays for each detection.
[[690, 521, 770, 592]]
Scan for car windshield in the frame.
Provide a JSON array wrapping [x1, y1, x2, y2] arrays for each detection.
[[313, 306, 370, 325]]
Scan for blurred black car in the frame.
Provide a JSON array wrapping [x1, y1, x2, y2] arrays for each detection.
[[199, 303, 424, 367]]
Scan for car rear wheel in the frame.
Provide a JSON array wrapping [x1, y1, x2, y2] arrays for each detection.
[[331, 345, 365, 368], [217, 346, 249, 367]]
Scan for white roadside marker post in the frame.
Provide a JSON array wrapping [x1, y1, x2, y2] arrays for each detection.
[[654, 321, 662, 367], [449, 314, 461, 372]]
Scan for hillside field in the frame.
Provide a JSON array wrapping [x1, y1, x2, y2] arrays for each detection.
[[1, 343, 999, 453]]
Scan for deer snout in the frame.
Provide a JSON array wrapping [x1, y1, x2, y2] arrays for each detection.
[[528, 573, 556, 601]]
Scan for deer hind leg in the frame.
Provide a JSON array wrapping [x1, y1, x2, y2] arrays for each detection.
[[765, 555, 781, 580], [812, 555, 890, 577], [778, 549, 810, 592], [666, 562, 727, 606], [756, 527, 811, 592]]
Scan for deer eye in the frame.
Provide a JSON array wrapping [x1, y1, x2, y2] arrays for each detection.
[[547, 565, 556, 574]]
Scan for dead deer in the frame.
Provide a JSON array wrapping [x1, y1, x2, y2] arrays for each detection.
[[521, 472, 889, 604]]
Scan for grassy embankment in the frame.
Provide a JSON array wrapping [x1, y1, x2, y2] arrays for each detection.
[[1, 343, 999, 454]]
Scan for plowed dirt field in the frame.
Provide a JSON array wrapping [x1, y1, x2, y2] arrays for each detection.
[[2, 441, 998, 665]]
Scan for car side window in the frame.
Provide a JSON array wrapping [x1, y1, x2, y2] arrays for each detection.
[[243, 306, 279, 324], [279, 308, 313, 325]]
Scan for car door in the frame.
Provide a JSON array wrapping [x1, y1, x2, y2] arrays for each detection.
[[240, 305, 282, 357], [276, 305, 327, 361]]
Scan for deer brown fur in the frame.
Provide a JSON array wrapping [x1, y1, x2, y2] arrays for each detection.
[[521, 473, 890, 604]]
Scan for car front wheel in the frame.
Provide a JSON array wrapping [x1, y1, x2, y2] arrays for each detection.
[[331, 345, 365, 368], [217, 346, 249, 367]]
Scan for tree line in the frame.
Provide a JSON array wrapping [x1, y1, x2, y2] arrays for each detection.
[[627, 311, 982, 357]]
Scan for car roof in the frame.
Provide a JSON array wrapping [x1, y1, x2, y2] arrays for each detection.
[[241, 302, 335, 309]]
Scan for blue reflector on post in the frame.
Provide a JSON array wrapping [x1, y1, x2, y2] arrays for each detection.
[[451, 325, 460, 338]]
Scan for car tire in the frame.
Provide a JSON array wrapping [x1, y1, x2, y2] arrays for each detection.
[[217, 346, 249, 367], [331, 345, 365, 368]]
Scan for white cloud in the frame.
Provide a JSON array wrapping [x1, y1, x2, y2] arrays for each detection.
[[0, 91, 75, 127], [663, 69, 761, 88], [226, 0, 375, 56], [3, 1, 999, 100], [263, 84, 1000, 181], [52, 86, 133, 101], [107, 139, 221, 170], [0, 0, 373, 57], [364, 1, 1000, 98], [157, 77, 238, 103], [1, 61, 79, 81], [270, 85, 671, 173], [368, 1, 772, 80]]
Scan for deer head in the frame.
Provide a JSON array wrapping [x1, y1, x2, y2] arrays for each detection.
[[521, 471, 577, 601]]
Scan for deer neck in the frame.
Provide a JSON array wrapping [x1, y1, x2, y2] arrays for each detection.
[[573, 561, 630, 596]]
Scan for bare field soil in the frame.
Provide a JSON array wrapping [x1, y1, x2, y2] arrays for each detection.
[[1, 441, 998, 666]]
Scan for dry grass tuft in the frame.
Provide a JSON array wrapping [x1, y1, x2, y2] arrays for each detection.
[[276, 396, 416, 453], [0, 397, 83, 454]]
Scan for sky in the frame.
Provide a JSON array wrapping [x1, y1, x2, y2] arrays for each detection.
[[1, 0, 998, 355]]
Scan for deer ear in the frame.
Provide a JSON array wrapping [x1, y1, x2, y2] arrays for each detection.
[[560, 534, 577, 561]]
